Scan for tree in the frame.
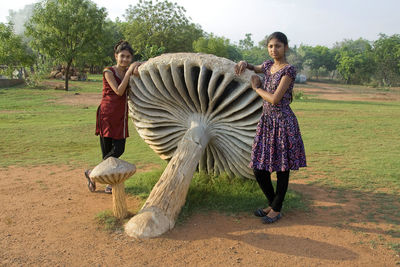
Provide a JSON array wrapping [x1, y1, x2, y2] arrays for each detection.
[[238, 33, 254, 51], [287, 45, 304, 73], [122, 0, 203, 57], [193, 34, 242, 61], [0, 22, 34, 78], [373, 34, 400, 86], [26, 0, 107, 90], [75, 19, 124, 74], [238, 33, 269, 65], [140, 44, 166, 60], [300, 45, 336, 80], [334, 38, 375, 84]]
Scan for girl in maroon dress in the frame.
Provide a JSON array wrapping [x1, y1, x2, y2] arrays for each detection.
[[85, 40, 142, 194], [235, 32, 306, 223]]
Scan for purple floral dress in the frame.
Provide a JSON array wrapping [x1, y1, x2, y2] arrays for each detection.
[[250, 60, 307, 172]]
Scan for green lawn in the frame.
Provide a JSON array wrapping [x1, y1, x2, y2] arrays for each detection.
[[297, 98, 400, 193]]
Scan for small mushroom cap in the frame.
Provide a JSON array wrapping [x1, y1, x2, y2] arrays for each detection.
[[129, 53, 262, 179], [89, 157, 136, 185]]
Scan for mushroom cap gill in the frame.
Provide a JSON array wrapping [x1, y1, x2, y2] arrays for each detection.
[[128, 53, 262, 179]]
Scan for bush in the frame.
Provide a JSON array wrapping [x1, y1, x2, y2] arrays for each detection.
[[293, 89, 305, 100]]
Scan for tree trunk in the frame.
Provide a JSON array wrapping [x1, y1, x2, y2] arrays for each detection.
[[125, 120, 209, 238], [64, 60, 72, 91]]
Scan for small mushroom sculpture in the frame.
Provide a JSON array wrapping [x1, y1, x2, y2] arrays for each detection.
[[89, 157, 136, 219], [125, 53, 262, 238]]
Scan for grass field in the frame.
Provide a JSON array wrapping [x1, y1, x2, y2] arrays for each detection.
[[1, 76, 399, 222]]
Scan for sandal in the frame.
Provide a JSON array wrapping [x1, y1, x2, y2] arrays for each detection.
[[84, 169, 96, 192], [254, 208, 269, 217], [262, 213, 282, 224], [104, 185, 112, 194]]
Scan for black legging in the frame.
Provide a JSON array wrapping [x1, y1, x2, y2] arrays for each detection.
[[253, 169, 290, 212], [99, 136, 126, 160]]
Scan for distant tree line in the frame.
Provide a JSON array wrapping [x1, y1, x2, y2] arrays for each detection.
[[1, 0, 399, 90]]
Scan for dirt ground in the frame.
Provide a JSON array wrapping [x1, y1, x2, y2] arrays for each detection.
[[1, 166, 399, 266], [1, 82, 399, 266]]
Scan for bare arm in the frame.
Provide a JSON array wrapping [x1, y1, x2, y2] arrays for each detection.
[[251, 75, 293, 105], [105, 62, 142, 96], [235, 60, 263, 75]]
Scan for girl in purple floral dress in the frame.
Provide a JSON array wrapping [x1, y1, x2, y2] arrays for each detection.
[[235, 32, 306, 223]]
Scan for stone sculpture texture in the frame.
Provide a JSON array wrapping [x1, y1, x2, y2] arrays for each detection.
[[125, 53, 262, 238], [90, 157, 136, 219]]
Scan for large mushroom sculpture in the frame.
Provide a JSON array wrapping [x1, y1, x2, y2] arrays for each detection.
[[125, 53, 262, 238]]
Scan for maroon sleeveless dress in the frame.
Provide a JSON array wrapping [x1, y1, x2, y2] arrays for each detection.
[[95, 67, 129, 139]]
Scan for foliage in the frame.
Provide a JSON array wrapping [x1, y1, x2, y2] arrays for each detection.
[[122, 0, 203, 58], [76, 19, 124, 72], [237, 33, 269, 65], [25, 0, 108, 90], [293, 89, 305, 100], [193, 34, 242, 61], [372, 34, 400, 86], [0, 22, 35, 78], [238, 33, 254, 50], [287, 45, 305, 72], [334, 38, 375, 84], [299, 45, 337, 79], [140, 44, 166, 60]]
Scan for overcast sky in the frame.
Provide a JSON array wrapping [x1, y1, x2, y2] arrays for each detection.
[[1, 0, 399, 47]]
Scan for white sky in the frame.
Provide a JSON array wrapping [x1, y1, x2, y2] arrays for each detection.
[[1, 0, 399, 47]]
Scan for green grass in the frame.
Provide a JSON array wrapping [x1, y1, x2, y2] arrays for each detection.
[[179, 172, 306, 221], [95, 210, 124, 232], [0, 85, 164, 168], [294, 98, 400, 193], [291, 96, 400, 225], [1, 79, 400, 224], [0, 80, 304, 219], [124, 171, 307, 223]]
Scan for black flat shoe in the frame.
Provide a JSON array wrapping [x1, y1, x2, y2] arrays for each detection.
[[254, 208, 268, 217], [262, 213, 282, 224]]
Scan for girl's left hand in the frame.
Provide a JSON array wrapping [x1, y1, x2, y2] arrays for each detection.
[[130, 62, 142, 76], [251, 75, 261, 90]]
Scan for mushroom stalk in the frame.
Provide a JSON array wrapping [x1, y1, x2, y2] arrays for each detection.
[[125, 119, 209, 238], [112, 182, 128, 219]]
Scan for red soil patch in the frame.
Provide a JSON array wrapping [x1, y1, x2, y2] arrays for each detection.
[[297, 82, 400, 102], [53, 92, 101, 107]]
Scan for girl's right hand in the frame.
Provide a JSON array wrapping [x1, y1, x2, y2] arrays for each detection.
[[235, 61, 247, 75], [130, 62, 142, 76], [127, 63, 136, 75]]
